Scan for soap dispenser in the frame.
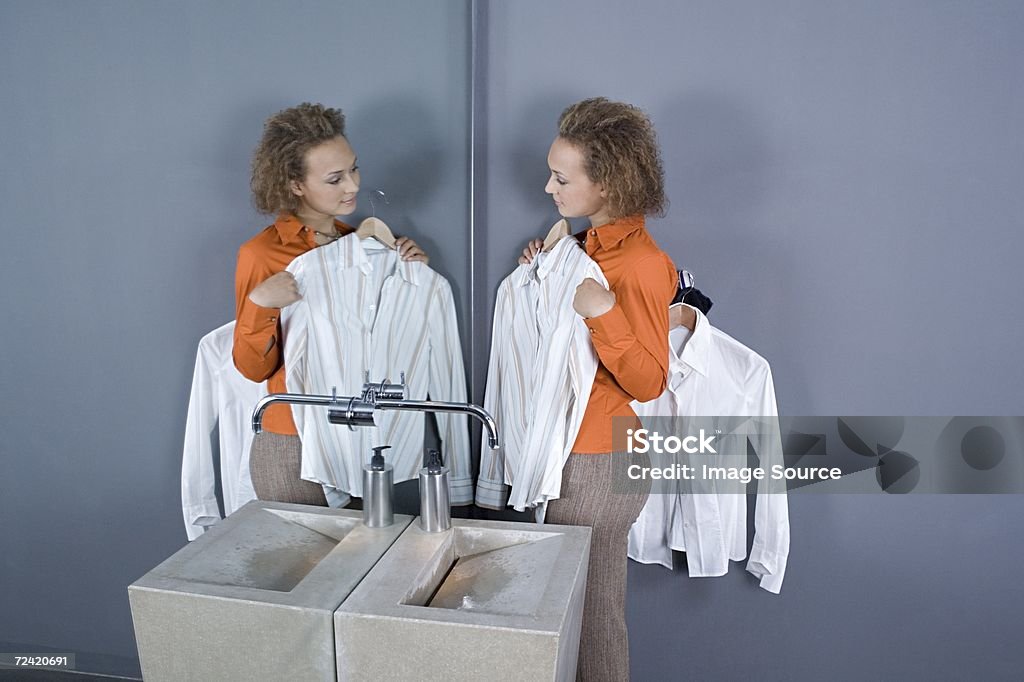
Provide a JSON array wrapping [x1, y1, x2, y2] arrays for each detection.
[[418, 449, 451, 532], [362, 445, 394, 528]]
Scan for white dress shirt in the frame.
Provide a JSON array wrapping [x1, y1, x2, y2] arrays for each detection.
[[282, 235, 472, 504], [629, 306, 790, 594], [181, 322, 263, 540], [476, 236, 608, 519]]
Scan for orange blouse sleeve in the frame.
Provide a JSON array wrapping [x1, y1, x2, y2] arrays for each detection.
[[585, 252, 675, 403], [232, 242, 283, 382]]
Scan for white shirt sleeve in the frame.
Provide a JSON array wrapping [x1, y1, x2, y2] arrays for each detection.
[[476, 277, 513, 510], [745, 365, 791, 594], [181, 332, 221, 540], [513, 259, 604, 514], [426, 275, 473, 505], [283, 254, 348, 505]]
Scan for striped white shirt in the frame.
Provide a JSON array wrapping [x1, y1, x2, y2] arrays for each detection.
[[181, 322, 262, 540], [476, 236, 607, 518], [629, 306, 790, 593], [282, 235, 472, 503]]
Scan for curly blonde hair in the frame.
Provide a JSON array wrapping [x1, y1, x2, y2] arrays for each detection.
[[250, 103, 346, 215], [557, 97, 666, 219]]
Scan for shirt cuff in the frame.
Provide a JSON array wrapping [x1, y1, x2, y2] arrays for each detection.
[[584, 302, 632, 358], [237, 300, 280, 337], [475, 479, 510, 510], [747, 549, 787, 594], [183, 509, 221, 541], [450, 476, 475, 506], [322, 486, 351, 509]]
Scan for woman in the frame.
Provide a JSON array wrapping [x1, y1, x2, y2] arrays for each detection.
[[521, 97, 677, 681], [234, 102, 427, 504]]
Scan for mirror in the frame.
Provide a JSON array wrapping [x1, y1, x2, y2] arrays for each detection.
[[186, 3, 478, 523]]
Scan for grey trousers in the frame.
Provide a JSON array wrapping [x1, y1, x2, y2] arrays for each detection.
[[545, 452, 651, 682], [249, 432, 327, 506]]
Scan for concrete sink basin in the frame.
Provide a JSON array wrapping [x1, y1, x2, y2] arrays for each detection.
[[334, 518, 591, 681], [129, 500, 412, 681]]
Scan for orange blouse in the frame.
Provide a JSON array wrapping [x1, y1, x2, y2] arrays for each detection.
[[233, 214, 353, 435], [572, 215, 677, 453]]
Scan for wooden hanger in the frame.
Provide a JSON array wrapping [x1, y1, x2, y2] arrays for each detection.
[[669, 303, 697, 332], [541, 218, 570, 252], [356, 216, 397, 249]]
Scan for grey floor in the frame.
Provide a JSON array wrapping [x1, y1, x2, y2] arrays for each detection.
[[0, 670, 139, 681]]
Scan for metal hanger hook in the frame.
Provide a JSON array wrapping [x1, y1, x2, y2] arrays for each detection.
[[367, 189, 389, 218]]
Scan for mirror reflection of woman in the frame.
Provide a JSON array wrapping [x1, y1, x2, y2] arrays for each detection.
[[233, 103, 427, 505], [521, 97, 677, 682]]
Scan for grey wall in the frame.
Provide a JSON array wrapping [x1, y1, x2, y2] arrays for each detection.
[[0, 1, 469, 677], [3, 0, 1024, 680], [473, 1, 1024, 680]]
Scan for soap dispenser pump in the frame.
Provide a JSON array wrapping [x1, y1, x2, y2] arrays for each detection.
[[418, 449, 451, 532], [362, 445, 393, 528]]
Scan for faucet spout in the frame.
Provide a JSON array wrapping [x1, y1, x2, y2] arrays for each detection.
[[252, 393, 346, 433], [251, 392, 500, 451], [374, 398, 501, 450]]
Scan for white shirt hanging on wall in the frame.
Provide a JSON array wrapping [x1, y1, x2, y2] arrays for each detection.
[[629, 306, 790, 594], [476, 236, 607, 520], [282, 235, 472, 503], [181, 321, 263, 540]]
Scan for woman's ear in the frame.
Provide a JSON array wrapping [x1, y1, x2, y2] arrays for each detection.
[[290, 180, 304, 197]]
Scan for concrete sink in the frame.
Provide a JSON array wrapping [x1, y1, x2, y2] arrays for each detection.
[[128, 500, 412, 681], [334, 518, 591, 681]]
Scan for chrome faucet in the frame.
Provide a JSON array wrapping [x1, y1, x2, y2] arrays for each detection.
[[251, 374, 500, 450]]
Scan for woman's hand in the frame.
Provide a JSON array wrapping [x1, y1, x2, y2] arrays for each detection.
[[396, 236, 429, 264], [518, 238, 544, 265], [573, 278, 616, 318], [248, 271, 301, 309]]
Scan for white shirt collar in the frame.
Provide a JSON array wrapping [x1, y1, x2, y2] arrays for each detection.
[[517, 235, 577, 286], [339, 233, 420, 285], [669, 303, 711, 377]]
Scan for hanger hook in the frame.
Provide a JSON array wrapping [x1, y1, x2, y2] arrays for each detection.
[[678, 269, 695, 296], [367, 189, 389, 218]]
